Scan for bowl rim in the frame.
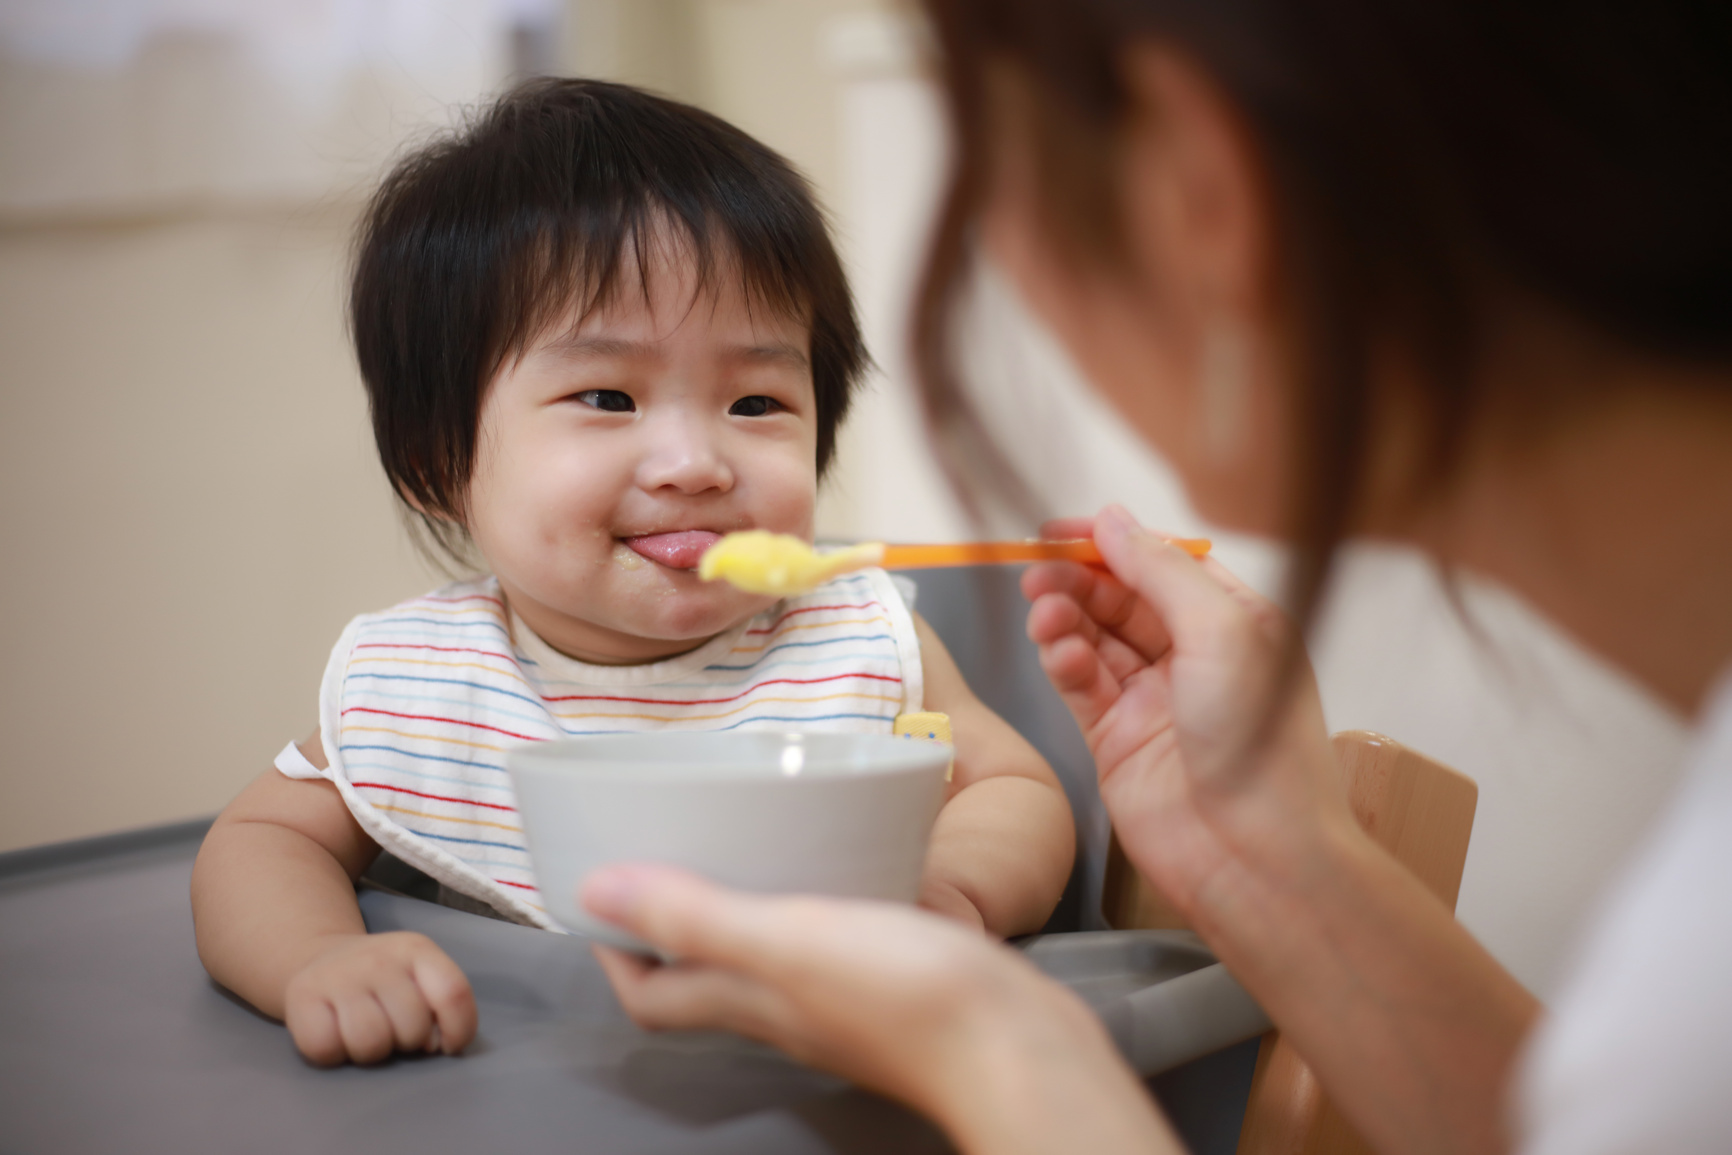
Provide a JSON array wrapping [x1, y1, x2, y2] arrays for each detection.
[[504, 731, 952, 780]]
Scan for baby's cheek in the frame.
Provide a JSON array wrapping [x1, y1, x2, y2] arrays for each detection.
[[763, 471, 819, 535]]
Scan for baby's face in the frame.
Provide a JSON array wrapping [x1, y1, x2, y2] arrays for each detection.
[[465, 258, 818, 664]]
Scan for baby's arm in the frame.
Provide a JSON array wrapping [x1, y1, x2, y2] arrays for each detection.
[[912, 614, 1076, 937], [191, 731, 476, 1064]]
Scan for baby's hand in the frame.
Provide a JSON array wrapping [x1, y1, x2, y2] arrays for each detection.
[[282, 932, 477, 1065]]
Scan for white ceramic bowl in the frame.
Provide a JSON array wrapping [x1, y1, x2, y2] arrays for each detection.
[[507, 731, 951, 949]]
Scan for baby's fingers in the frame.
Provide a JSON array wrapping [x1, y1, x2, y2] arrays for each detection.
[[371, 969, 436, 1054], [333, 989, 397, 1065], [411, 948, 477, 1055], [284, 989, 346, 1067]]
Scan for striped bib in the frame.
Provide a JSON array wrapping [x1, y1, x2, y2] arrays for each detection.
[[283, 569, 923, 928]]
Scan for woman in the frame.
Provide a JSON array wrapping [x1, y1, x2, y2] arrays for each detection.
[[583, 2, 1732, 1152]]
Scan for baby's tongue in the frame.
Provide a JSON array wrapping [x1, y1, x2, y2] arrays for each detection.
[[623, 530, 722, 571]]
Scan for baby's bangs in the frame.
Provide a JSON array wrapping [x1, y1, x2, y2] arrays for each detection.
[[489, 203, 816, 374]]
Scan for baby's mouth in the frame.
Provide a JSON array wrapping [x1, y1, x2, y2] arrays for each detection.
[[621, 530, 723, 571]]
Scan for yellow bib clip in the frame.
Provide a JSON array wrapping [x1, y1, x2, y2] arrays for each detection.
[[893, 711, 954, 783]]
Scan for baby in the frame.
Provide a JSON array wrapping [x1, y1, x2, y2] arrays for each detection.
[[190, 79, 1075, 1066]]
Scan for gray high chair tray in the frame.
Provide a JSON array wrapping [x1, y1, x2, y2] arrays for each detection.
[[0, 821, 1263, 1155]]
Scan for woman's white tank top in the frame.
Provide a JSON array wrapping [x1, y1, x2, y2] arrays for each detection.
[[277, 570, 924, 928]]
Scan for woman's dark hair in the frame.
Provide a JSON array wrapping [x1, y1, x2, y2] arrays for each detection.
[[352, 78, 867, 564], [916, 0, 1732, 632]]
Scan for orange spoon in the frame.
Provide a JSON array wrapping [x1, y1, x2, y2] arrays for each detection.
[[879, 538, 1210, 570], [700, 531, 1212, 596]]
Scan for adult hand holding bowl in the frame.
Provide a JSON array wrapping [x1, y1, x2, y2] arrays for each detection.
[[579, 865, 1171, 1151], [507, 732, 952, 952]]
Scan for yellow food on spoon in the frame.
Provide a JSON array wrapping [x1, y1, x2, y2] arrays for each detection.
[[698, 531, 885, 596]]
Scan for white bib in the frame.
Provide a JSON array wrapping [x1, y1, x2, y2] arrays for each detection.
[[279, 570, 923, 928]]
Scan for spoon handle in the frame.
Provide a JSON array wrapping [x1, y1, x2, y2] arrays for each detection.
[[878, 537, 1210, 570]]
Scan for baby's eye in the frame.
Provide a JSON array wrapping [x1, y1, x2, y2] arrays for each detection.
[[729, 395, 782, 417], [575, 389, 635, 413]]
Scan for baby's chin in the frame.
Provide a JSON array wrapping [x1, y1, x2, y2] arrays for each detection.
[[605, 574, 774, 642]]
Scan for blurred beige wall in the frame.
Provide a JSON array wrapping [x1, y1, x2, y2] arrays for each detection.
[[0, 3, 530, 851], [0, 205, 440, 849], [0, 0, 888, 854]]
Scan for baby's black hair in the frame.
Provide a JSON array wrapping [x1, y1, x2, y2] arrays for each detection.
[[351, 78, 867, 563]]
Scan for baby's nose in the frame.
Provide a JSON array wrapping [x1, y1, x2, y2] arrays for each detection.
[[635, 424, 734, 495]]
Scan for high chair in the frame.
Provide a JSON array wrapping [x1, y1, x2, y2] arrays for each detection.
[[1103, 730, 1481, 1155]]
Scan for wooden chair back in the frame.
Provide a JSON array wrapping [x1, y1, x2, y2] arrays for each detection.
[[1102, 730, 1480, 1155]]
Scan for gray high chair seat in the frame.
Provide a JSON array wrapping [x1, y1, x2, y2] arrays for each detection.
[[0, 565, 1264, 1155], [901, 565, 1110, 935]]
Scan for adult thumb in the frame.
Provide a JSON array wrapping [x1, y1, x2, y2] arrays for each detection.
[[1092, 505, 1236, 645]]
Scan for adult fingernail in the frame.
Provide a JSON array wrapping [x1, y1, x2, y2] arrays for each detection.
[[1098, 505, 1138, 538], [581, 867, 645, 919]]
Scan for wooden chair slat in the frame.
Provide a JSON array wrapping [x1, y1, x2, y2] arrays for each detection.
[[1102, 730, 1480, 1155]]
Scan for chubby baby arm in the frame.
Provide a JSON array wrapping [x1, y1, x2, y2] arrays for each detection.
[[191, 732, 477, 1064], [912, 615, 1076, 937]]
